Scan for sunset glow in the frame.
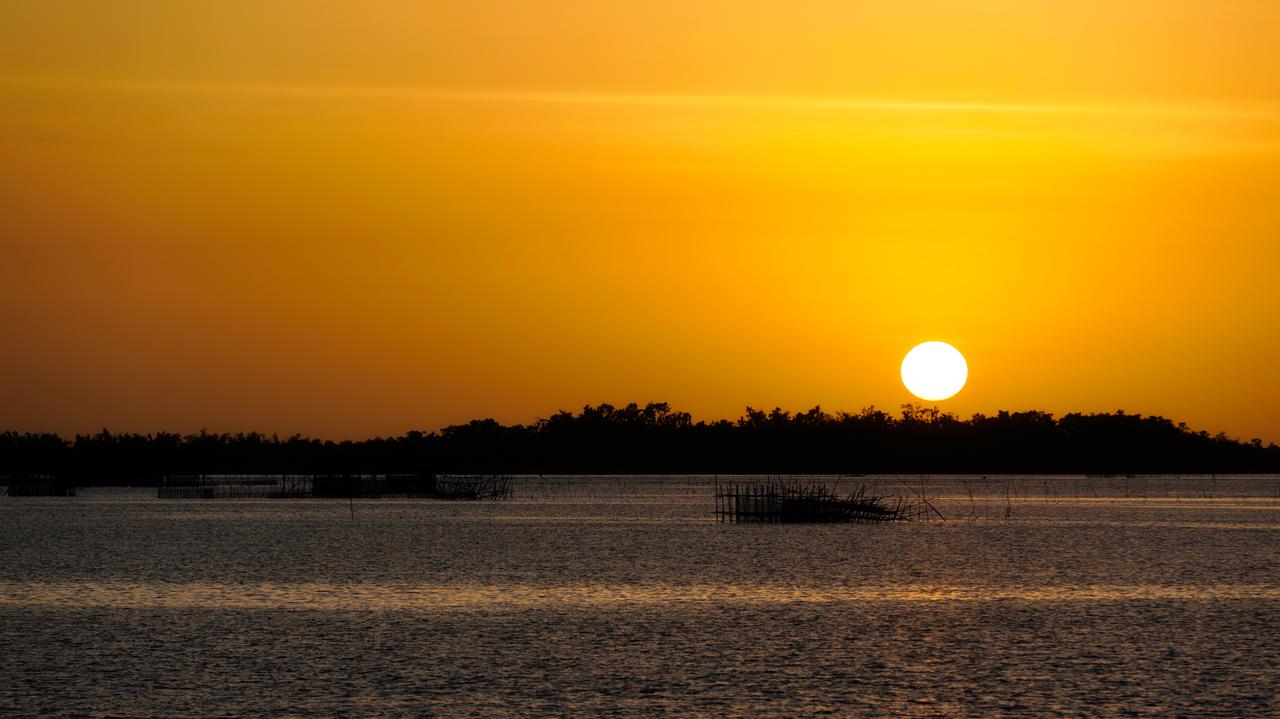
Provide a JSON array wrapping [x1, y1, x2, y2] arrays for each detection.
[[2, 1, 1279, 439]]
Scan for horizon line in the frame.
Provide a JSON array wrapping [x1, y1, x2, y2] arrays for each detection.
[[3, 404, 1273, 445]]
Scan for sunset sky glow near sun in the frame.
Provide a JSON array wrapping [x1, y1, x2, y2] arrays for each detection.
[[2, 1, 1280, 440]]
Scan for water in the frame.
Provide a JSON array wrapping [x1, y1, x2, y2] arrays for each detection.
[[2, 475, 1278, 717]]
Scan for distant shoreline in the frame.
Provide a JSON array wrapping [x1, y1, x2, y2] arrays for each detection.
[[4, 403, 1278, 479]]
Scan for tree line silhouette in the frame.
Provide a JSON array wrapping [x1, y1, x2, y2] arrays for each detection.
[[2, 403, 1277, 482]]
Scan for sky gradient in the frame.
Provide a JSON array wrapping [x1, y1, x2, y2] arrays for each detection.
[[2, 1, 1279, 440]]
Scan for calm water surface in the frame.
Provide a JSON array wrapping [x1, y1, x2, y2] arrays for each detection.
[[2, 475, 1278, 717]]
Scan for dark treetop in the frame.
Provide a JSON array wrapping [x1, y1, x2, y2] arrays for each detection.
[[3, 403, 1278, 481]]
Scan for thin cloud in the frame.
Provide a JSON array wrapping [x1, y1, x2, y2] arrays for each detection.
[[2, 74, 1276, 120]]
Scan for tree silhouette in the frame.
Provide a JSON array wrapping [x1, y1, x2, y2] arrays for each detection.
[[2, 402, 1277, 483]]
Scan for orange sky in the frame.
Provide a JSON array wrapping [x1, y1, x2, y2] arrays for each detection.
[[2, 1, 1279, 441]]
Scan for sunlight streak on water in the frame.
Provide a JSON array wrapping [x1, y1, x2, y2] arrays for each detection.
[[3, 579, 1279, 610]]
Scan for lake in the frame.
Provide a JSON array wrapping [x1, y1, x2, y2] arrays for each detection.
[[2, 475, 1278, 717]]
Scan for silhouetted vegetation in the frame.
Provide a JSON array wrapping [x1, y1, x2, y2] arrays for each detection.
[[2, 403, 1278, 483], [715, 479, 913, 523]]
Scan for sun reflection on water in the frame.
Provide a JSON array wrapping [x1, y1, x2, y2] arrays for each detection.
[[3, 579, 1278, 611]]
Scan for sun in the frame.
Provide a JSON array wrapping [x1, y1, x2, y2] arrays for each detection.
[[901, 341, 968, 401]]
